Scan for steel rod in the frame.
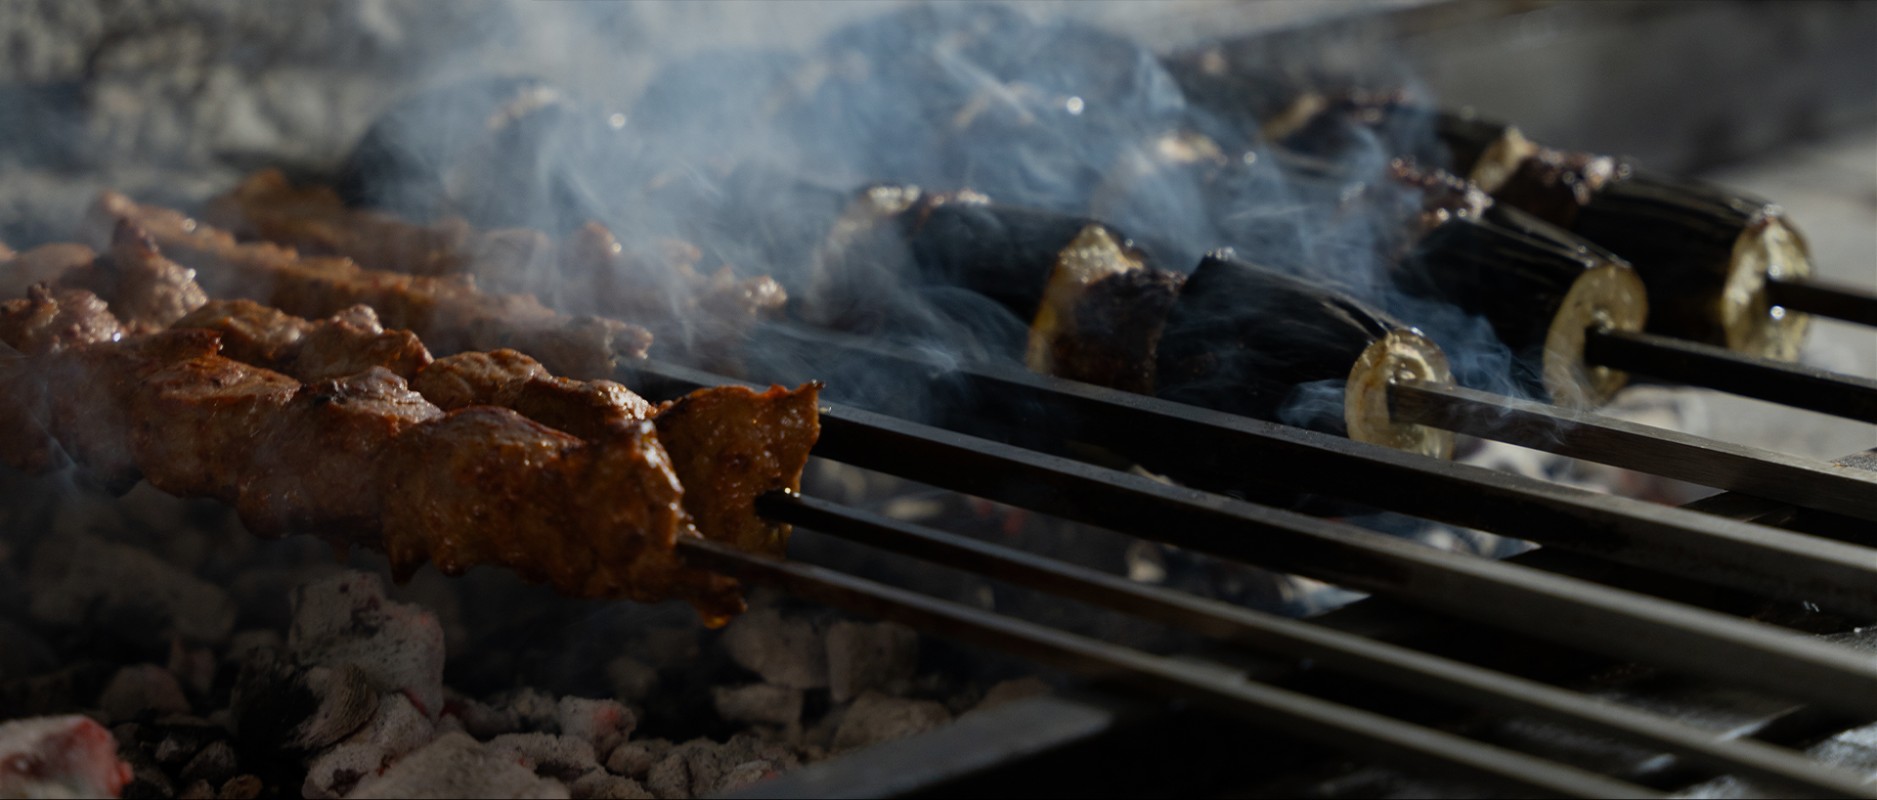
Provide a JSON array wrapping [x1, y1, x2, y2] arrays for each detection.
[[1585, 328, 1877, 423], [1768, 277, 1877, 328], [676, 537, 1655, 799], [632, 360, 1877, 715], [761, 492, 1877, 799], [692, 330, 1877, 611], [1390, 380, 1877, 539]]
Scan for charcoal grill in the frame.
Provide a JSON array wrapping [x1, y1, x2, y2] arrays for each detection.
[[597, 2, 1875, 796], [3, 1, 1874, 797]]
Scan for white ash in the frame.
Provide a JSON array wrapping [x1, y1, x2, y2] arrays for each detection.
[[826, 621, 919, 703], [27, 532, 236, 646], [555, 696, 635, 757], [713, 683, 805, 729], [288, 571, 447, 719], [567, 771, 655, 800], [830, 692, 954, 753], [343, 732, 571, 800], [302, 691, 434, 799], [488, 732, 601, 781], [721, 608, 830, 690]]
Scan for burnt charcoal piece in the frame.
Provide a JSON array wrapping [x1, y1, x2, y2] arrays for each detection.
[[1572, 170, 1813, 360], [1156, 251, 1453, 458], [1395, 207, 1647, 406]]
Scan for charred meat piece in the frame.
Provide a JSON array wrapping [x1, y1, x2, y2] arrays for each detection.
[[174, 300, 432, 383], [54, 221, 208, 332], [1047, 267, 1186, 394], [236, 367, 442, 541], [0, 284, 123, 358], [653, 383, 822, 557], [380, 408, 741, 620], [1157, 251, 1454, 458], [90, 191, 650, 378], [0, 286, 125, 471]]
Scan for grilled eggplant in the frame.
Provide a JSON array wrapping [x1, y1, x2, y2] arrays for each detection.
[[1398, 205, 1647, 406], [1158, 251, 1454, 458]]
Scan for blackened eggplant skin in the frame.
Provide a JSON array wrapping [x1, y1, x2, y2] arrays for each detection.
[[1050, 268, 1186, 394], [899, 199, 1118, 321], [1573, 170, 1811, 358], [1395, 207, 1646, 406], [1153, 250, 1455, 464]]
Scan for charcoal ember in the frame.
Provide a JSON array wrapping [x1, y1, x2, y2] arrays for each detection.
[[711, 684, 803, 729], [99, 663, 193, 722], [288, 571, 446, 718], [27, 532, 236, 646], [567, 771, 653, 800], [603, 739, 669, 780], [0, 714, 134, 798], [825, 621, 919, 703], [180, 740, 239, 787], [556, 697, 635, 757], [303, 692, 434, 799], [720, 609, 828, 690], [231, 653, 377, 756], [345, 732, 570, 799], [831, 692, 953, 752], [487, 733, 599, 782], [602, 656, 658, 706], [970, 677, 1052, 714]]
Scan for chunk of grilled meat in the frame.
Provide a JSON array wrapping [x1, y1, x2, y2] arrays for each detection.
[[653, 383, 821, 556], [56, 222, 208, 333], [174, 300, 432, 383], [412, 350, 653, 440], [89, 192, 649, 379], [0, 285, 124, 471]]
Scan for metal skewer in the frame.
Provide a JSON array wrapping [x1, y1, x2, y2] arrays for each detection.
[[1585, 328, 1877, 423], [1768, 276, 1877, 328], [1388, 380, 1877, 539], [758, 491, 1877, 799], [676, 536, 1657, 799]]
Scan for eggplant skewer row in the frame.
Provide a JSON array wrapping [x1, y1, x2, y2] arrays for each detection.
[[793, 180, 1459, 459], [0, 223, 821, 624], [1255, 95, 1814, 362]]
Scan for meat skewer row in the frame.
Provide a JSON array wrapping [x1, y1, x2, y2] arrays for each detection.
[[1, 229, 820, 623], [86, 191, 650, 380], [201, 169, 788, 362], [1250, 95, 1814, 362]]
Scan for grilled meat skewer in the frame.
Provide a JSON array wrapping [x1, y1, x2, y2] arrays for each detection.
[[2, 228, 822, 621], [89, 191, 650, 379]]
